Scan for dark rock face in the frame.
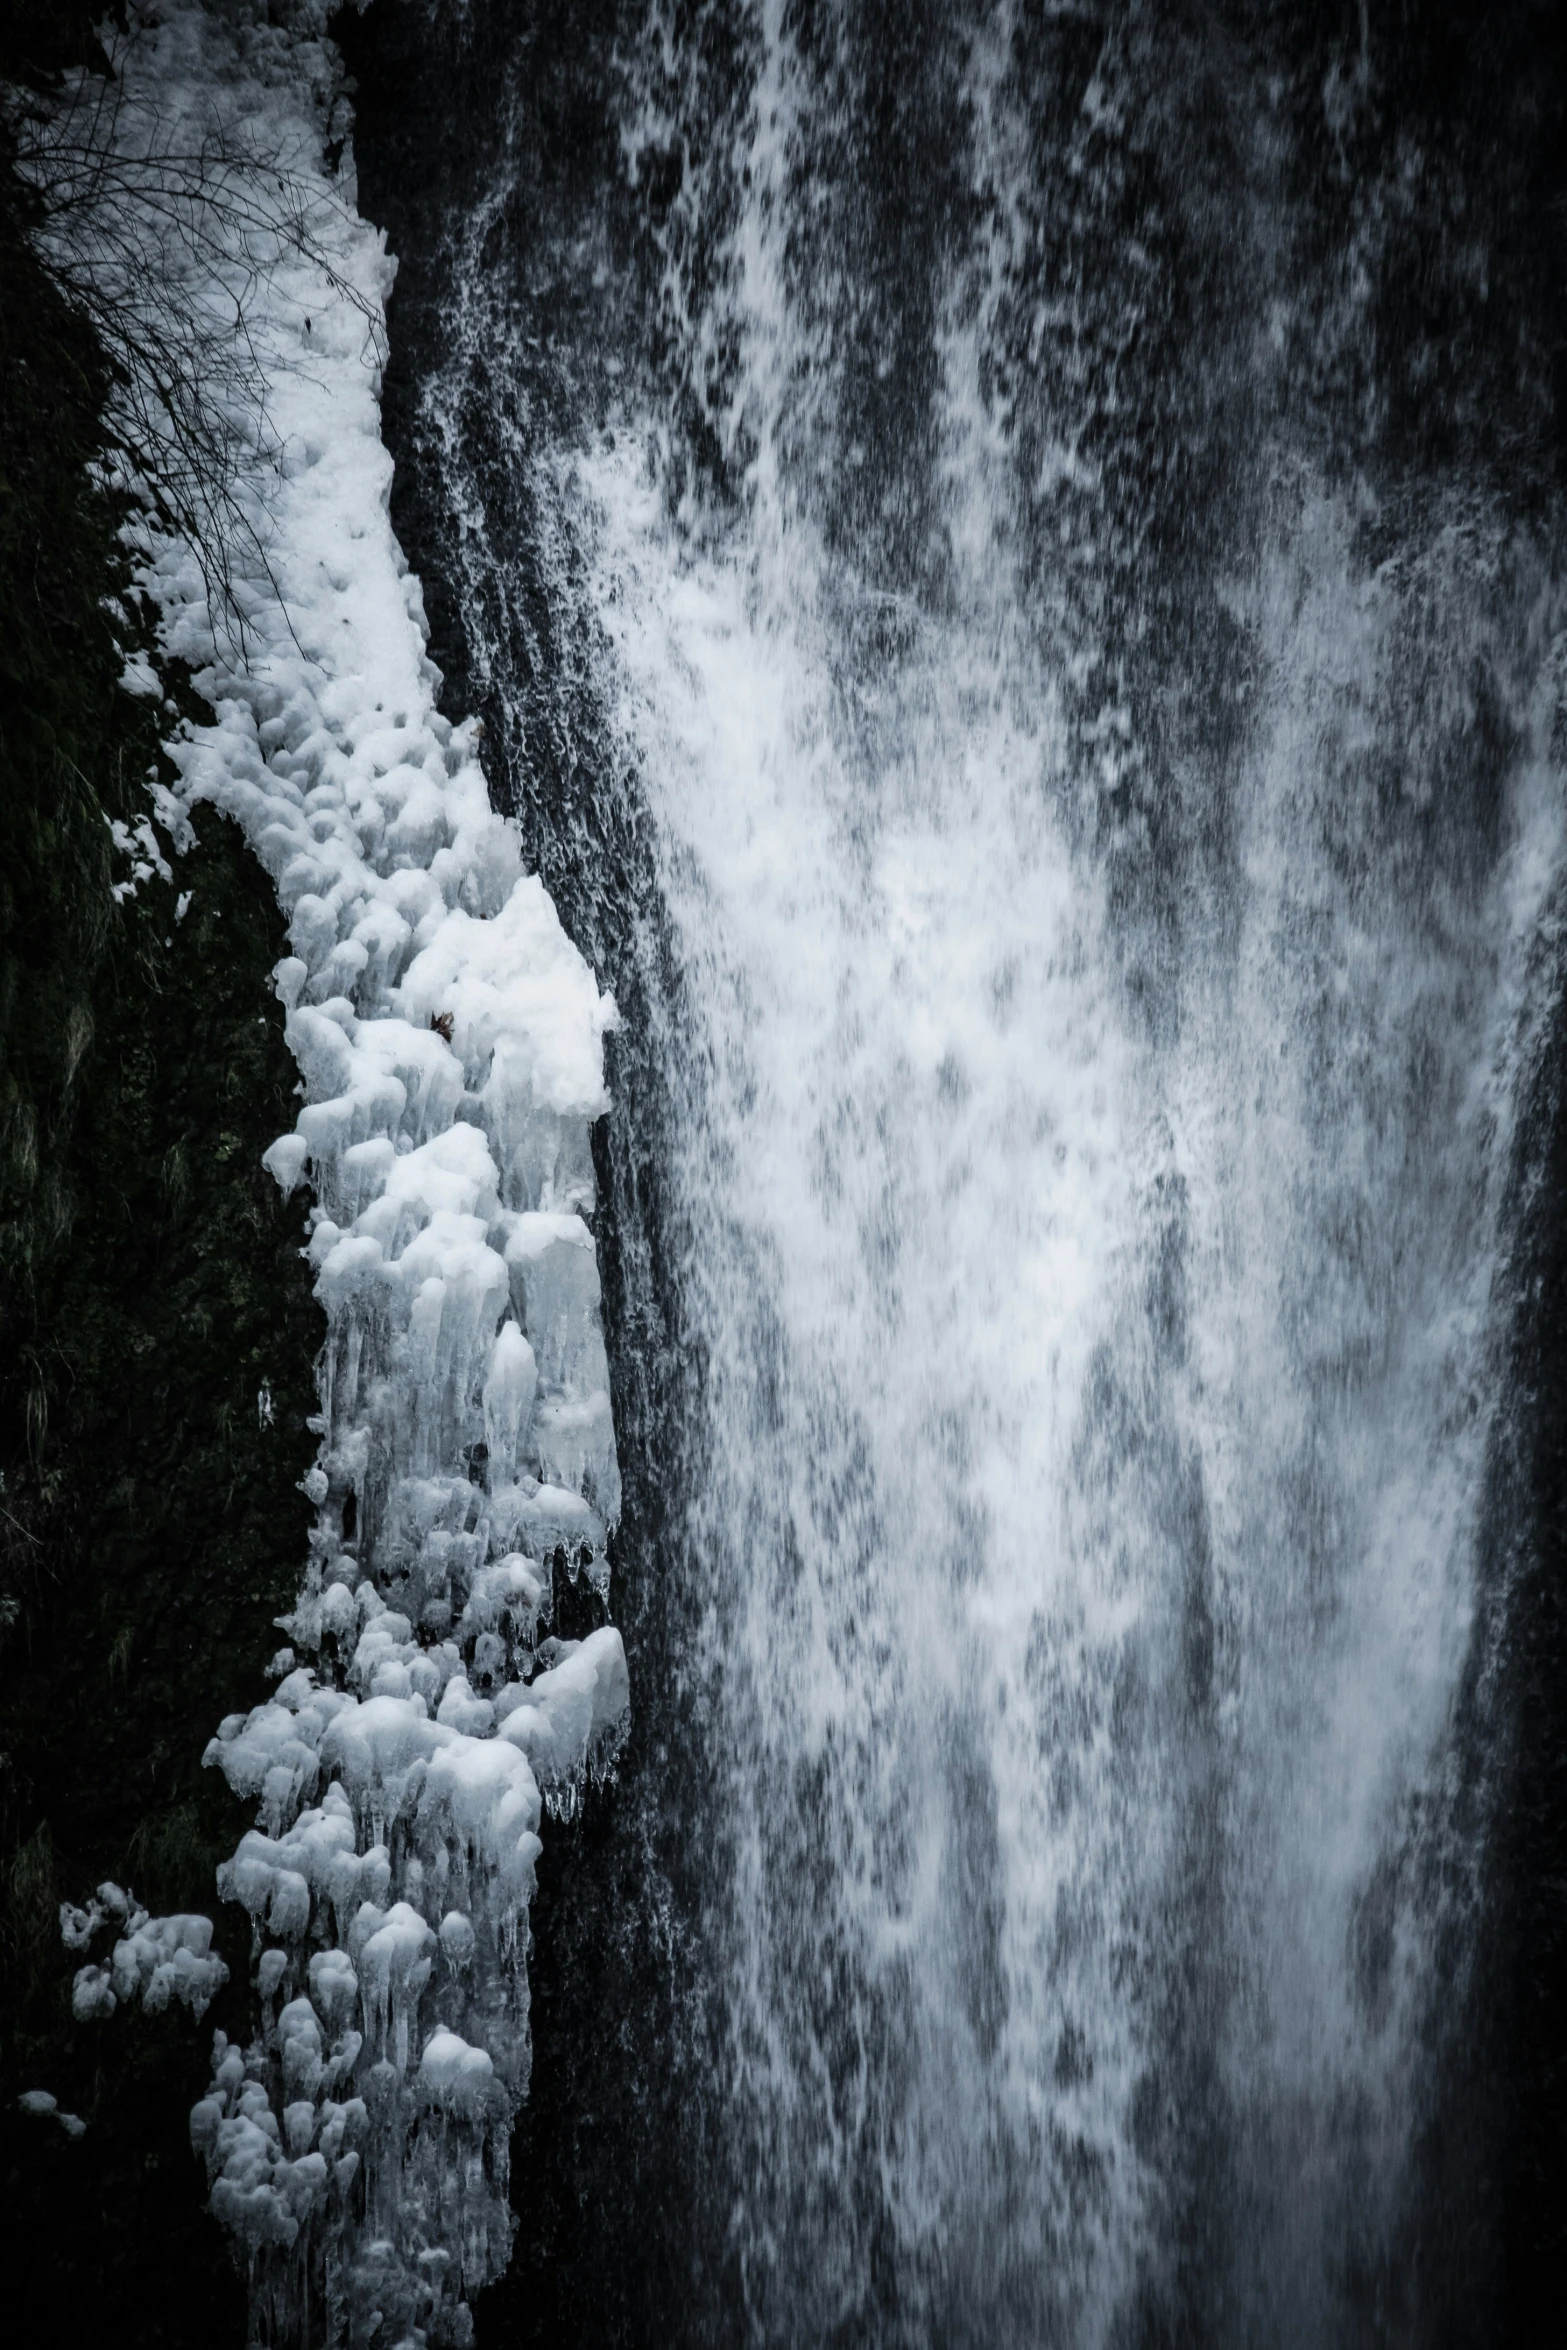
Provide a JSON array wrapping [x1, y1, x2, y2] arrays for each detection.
[[0, 70, 319, 2347], [335, 10, 727, 2336]]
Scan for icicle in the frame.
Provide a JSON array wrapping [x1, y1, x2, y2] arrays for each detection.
[[35, 8, 630, 2343]]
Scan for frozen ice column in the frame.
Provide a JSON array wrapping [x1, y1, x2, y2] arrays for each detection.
[[190, 793, 628, 2349], [30, 5, 630, 2344], [195, 827, 629, 2348]]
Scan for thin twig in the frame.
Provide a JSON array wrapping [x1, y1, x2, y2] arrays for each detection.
[[3, 42, 386, 658]]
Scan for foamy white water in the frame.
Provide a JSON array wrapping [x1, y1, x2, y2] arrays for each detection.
[[562, 8, 1567, 2337], [586, 454, 1164, 2331]]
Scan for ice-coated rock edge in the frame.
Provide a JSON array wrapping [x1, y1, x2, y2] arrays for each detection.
[[34, 9, 631, 2346]]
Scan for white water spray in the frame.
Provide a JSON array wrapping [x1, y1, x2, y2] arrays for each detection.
[[576, 6, 1567, 2338]]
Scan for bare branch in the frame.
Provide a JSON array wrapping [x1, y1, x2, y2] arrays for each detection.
[[3, 35, 385, 655]]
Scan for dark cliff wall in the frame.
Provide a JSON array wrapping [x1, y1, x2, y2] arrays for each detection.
[[0, 24, 319, 2342], [334, 6, 728, 2341]]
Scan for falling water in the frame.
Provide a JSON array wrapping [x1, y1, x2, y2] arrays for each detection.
[[340, 3, 1567, 2344]]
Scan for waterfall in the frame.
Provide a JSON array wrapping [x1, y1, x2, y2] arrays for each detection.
[[583, 19, 1564, 2336], [17, 0, 1563, 2342], [344, 3, 1566, 2342]]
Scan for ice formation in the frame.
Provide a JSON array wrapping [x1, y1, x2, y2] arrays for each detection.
[[17, 2090, 88, 2140], [29, 7, 629, 2343], [63, 1882, 230, 2022]]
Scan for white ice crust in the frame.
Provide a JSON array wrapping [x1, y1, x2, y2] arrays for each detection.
[[43, 9, 629, 2345], [18, 2088, 87, 2139]]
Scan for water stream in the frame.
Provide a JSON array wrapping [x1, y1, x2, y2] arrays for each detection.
[[340, 3, 1567, 2342]]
